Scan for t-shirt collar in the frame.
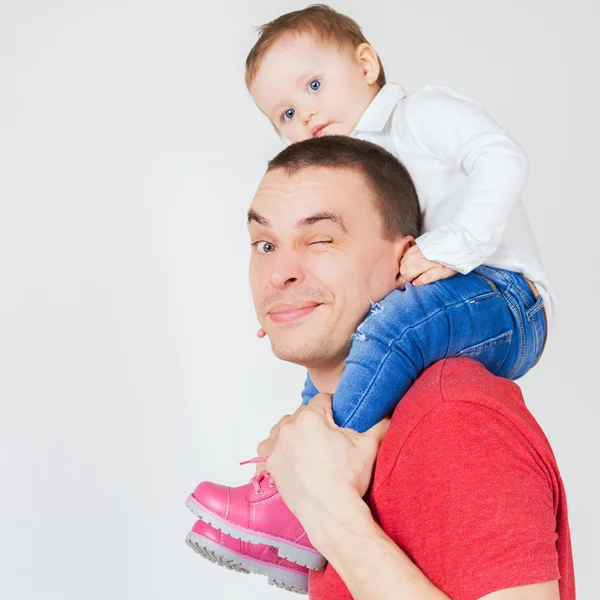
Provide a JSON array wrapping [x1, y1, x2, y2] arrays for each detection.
[[352, 83, 407, 134]]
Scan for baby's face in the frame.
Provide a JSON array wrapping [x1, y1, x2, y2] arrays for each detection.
[[250, 33, 379, 143]]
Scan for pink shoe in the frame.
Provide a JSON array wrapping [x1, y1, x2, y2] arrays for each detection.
[[186, 520, 308, 594], [185, 469, 326, 571]]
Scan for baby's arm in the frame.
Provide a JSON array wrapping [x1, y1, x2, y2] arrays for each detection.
[[395, 86, 530, 274]]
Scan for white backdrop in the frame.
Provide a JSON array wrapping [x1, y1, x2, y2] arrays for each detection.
[[1, 1, 598, 598]]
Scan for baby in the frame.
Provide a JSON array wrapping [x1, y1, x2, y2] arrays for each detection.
[[185, 4, 553, 593]]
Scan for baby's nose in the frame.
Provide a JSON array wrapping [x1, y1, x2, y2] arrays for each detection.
[[301, 108, 316, 124]]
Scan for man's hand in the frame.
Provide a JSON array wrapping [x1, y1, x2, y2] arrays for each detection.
[[266, 394, 389, 538], [400, 244, 457, 286], [254, 413, 293, 474]]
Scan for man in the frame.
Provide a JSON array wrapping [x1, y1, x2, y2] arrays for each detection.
[[187, 137, 574, 599]]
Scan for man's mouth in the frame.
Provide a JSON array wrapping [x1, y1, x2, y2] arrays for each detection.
[[268, 301, 322, 324], [311, 123, 331, 137]]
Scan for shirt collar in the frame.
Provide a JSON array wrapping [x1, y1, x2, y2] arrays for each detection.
[[352, 83, 407, 134]]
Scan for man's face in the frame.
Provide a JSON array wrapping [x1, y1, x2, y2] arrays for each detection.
[[250, 33, 378, 143], [249, 167, 403, 369]]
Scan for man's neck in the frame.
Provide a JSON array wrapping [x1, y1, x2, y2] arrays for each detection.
[[307, 361, 346, 397]]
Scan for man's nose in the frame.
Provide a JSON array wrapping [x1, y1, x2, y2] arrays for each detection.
[[269, 249, 306, 290]]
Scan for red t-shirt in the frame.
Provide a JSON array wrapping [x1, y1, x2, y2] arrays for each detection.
[[309, 358, 575, 599]]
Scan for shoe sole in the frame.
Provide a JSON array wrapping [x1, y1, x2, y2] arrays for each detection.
[[185, 494, 326, 571], [186, 531, 308, 595]]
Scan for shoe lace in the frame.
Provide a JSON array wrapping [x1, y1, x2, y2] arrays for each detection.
[[239, 456, 275, 494]]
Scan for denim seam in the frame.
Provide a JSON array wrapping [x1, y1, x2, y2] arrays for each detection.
[[513, 284, 530, 307], [484, 267, 541, 320], [532, 314, 540, 357], [339, 346, 398, 427], [458, 331, 512, 356], [525, 297, 544, 321], [475, 268, 527, 379], [503, 288, 527, 380], [468, 291, 497, 303]]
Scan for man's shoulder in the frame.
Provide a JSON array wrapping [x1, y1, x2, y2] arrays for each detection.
[[390, 356, 529, 428], [373, 358, 553, 488], [365, 357, 570, 600]]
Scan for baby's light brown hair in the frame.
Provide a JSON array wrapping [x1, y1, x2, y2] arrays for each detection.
[[245, 4, 386, 89]]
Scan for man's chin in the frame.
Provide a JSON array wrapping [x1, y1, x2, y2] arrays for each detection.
[[267, 331, 332, 367]]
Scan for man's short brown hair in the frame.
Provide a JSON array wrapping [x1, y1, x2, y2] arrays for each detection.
[[245, 4, 386, 89], [267, 136, 421, 241]]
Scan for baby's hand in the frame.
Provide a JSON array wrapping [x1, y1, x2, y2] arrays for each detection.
[[400, 244, 457, 286]]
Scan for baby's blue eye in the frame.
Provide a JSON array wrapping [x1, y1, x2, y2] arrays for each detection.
[[283, 108, 295, 121], [309, 79, 321, 92]]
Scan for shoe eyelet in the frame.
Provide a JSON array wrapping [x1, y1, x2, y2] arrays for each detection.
[[255, 488, 262, 495], [268, 482, 275, 488]]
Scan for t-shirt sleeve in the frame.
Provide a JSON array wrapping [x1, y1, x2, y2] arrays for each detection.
[[377, 401, 560, 600]]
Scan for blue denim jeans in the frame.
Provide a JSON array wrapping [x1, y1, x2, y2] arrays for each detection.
[[301, 266, 547, 433]]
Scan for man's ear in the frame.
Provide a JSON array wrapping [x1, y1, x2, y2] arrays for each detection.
[[355, 43, 381, 86], [393, 236, 416, 289]]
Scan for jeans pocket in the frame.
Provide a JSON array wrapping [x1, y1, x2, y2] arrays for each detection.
[[457, 331, 513, 375]]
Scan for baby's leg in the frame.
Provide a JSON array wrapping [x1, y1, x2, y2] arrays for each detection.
[[303, 270, 539, 433]]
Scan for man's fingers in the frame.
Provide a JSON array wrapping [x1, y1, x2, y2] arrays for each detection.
[[342, 417, 390, 448], [257, 436, 276, 457], [269, 414, 293, 438], [306, 392, 335, 425], [364, 417, 391, 443]]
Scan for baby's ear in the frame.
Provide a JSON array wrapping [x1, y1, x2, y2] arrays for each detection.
[[355, 43, 380, 86]]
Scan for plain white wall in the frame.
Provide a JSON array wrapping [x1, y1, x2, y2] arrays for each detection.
[[0, 1, 598, 598]]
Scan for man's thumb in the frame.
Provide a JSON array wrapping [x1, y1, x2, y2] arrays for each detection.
[[364, 417, 391, 444]]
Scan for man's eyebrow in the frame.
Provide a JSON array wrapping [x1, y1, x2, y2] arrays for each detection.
[[296, 211, 347, 233], [247, 209, 271, 228]]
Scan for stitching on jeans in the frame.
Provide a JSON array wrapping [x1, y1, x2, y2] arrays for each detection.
[[504, 290, 526, 379], [340, 347, 398, 427], [458, 331, 512, 356], [533, 315, 540, 355], [468, 291, 498, 303], [526, 298, 544, 321]]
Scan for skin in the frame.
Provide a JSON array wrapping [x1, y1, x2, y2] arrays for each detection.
[[248, 166, 410, 393], [250, 32, 381, 143], [249, 32, 457, 288], [248, 165, 559, 599]]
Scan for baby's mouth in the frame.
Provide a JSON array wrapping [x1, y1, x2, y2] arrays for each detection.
[[312, 123, 331, 137]]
